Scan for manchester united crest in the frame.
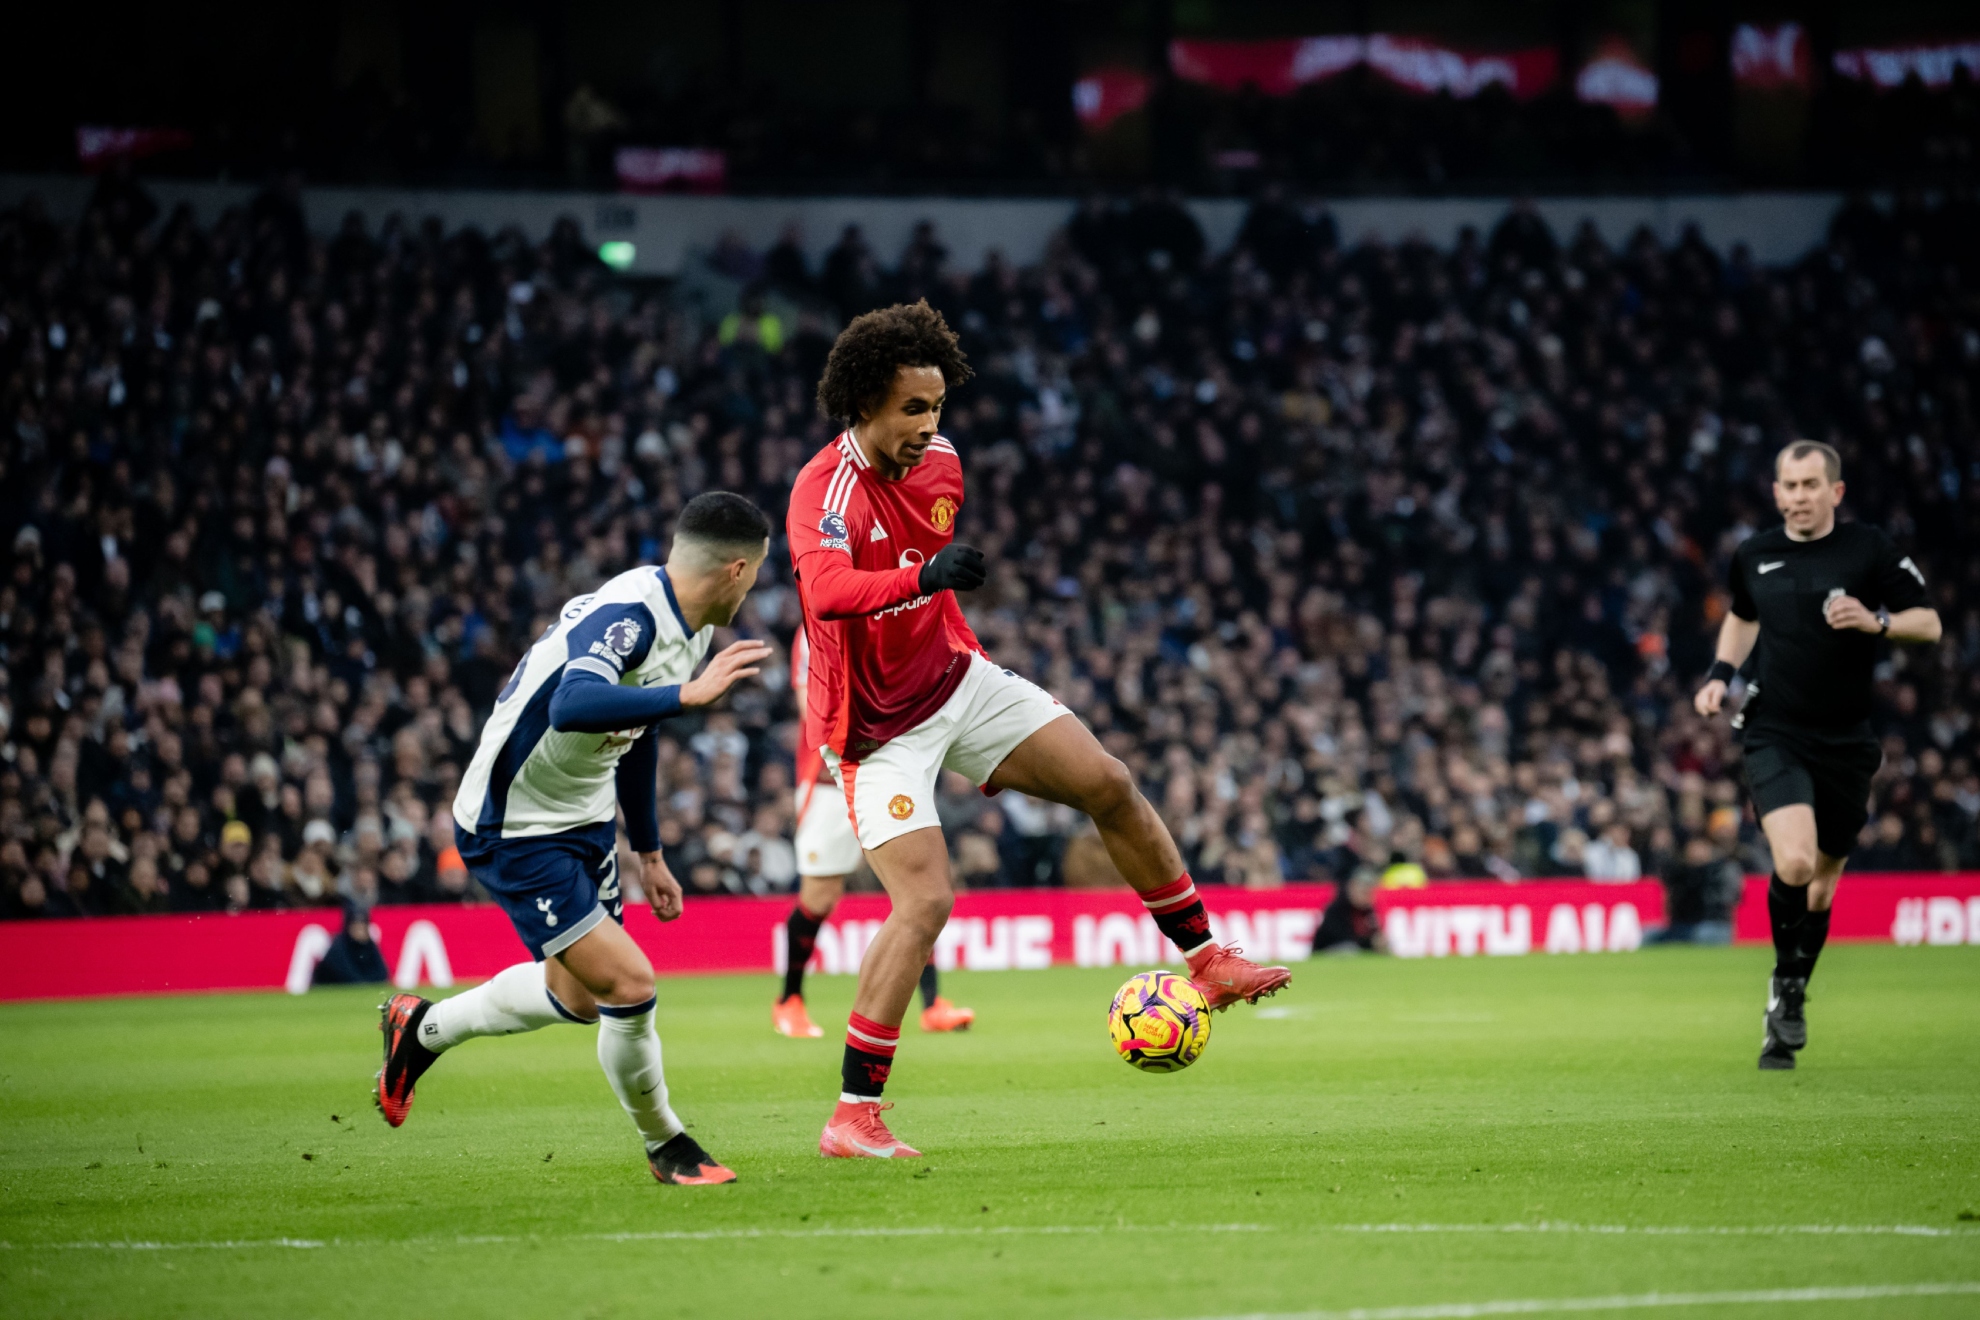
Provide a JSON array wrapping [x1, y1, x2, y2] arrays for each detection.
[[929, 496, 957, 532], [887, 794, 915, 820]]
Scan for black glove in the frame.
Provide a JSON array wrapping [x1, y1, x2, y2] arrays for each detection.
[[918, 543, 987, 594]]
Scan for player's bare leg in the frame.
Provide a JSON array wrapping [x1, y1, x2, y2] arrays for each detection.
[[777, 873, 845, 1037], [821, 826, 949, 1158], [989, 713, 1291, 1009], [557, 920, 736, 1184], [1755, 805, 1846, 1070]]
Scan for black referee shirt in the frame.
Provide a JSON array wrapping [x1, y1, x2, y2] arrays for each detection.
[[1727, 521, 1929, 731]]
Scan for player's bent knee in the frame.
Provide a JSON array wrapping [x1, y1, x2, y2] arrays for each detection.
[[899, 888, 954, 935], [1080, 756, 1141, 823], [1774, 851, 1817, 888], [602, 965, 656, 1006]]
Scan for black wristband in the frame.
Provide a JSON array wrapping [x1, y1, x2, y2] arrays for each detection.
[[1706, 660, 1737, 684]]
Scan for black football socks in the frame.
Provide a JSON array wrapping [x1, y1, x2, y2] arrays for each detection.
[[783, 903, 825, 1001], [1768, 873, 1830, 980]]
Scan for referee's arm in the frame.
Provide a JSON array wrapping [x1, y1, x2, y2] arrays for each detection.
[[1694, 611, 1760, 717], [1821, 596, 1941, 644], [1835, 536, 1944, 645]]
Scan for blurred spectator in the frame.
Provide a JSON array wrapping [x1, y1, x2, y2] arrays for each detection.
[[1646, 836, 1742, 945], [1311, 872, 1389, 955], [429, 844, 486, 904], [1583, 821, 1642, 882], [311, 903, 389, 985], [1853, 814, 1921, 873]]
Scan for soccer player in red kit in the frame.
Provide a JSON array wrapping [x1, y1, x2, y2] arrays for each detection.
[[774, 623, 974, 1037], [788, 302, 1290, 1159]]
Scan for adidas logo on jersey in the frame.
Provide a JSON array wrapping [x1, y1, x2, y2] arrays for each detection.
[[869, 524, 888, 541]]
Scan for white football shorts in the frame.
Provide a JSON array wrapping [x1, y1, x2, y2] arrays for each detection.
[[793, 767, 862, 878], [827, 653, 1068, 852]]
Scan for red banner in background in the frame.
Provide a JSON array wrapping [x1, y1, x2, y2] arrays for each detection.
[[76, 126, 193, 169], [1832, 39, 1980, 90], [1072, 68, 1154, 132], [1364, 35, 1558, 101], [1167, 35, 1558, 101], [2, 876, 1976, 1002], [1576, 40, 1659, 115], [1167, 37, 1364, 96], [614, 146, 726, 194], [1731, 23, 1812, 91]]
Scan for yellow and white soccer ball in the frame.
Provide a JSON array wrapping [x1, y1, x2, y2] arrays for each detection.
[[1108, 970, 1211, 1072]]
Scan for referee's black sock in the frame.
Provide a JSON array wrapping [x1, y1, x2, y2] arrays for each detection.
[[918, 960, 940, 1010], [1794, 906, 1832, 982], [1768, 874, 1817, 980]]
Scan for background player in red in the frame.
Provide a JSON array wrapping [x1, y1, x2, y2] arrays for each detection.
[[788, 302, 1291, 1159], [774, 623, 973, 1037]]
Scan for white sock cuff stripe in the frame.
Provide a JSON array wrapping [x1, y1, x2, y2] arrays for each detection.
[[845, 1023, 898, 1049]]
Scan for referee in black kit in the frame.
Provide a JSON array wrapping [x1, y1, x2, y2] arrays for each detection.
[[1694, 440, 1941, 1069]]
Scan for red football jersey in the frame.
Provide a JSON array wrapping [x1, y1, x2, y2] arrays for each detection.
[[787, 430, 987, 760], [791, 624, 827, 792]]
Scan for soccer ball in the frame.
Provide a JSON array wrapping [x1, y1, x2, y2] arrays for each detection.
[[1108, 970, 1211, 1072]]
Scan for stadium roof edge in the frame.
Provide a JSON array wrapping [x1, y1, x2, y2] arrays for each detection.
[[0, 173, 1845, 273]]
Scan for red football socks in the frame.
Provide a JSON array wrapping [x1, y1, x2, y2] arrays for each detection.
[[841, 1011, 899, 1100], [1141, 873, 1214, 957]]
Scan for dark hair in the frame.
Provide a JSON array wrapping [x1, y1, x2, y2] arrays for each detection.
[[677, 491, 770, 547], [815, 300, 973, 425]]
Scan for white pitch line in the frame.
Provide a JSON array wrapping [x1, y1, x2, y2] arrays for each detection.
[[0, 1223, 1271, 1252], [1191, 1282, 1980, 1320], [2, 1222, 1975, 1253], [1327, 1222, 1978, 1239]]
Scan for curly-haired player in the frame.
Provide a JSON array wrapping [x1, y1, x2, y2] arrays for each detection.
[[789, 302, 1290, 1160]]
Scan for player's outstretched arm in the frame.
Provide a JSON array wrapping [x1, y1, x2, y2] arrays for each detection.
[[1694, 613, 1760, 717], [681, 639, 773, 707], [550, 669, 686, 732]]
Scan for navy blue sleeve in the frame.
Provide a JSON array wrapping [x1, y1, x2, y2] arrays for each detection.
[[564, 601, 659, 683], [547, 668, 683, 733], [614, 725, 662, 854]]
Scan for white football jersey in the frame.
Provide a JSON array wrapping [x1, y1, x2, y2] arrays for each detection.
[[454, 566, 712, 840]]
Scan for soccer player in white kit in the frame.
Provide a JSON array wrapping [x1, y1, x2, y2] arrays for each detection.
[[375, 493, 773, 1185]]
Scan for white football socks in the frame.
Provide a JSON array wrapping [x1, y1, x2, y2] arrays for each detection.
[[596, 996, 684, 1151], [418, 961, 590, 1053]]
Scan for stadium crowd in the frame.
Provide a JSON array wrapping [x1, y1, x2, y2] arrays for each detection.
[[0, 174, 1976, 924]]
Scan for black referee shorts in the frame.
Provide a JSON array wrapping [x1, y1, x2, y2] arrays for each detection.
[[1740, 725, 1882, 860]]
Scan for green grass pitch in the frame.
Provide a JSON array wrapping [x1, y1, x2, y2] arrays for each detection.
[[3, 946, 1978, 1319]]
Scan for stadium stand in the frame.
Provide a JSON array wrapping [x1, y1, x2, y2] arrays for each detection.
[[0, 177, 1975, 921]]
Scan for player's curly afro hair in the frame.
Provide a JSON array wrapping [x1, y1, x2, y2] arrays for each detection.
[[815, 300, 973, 425]]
